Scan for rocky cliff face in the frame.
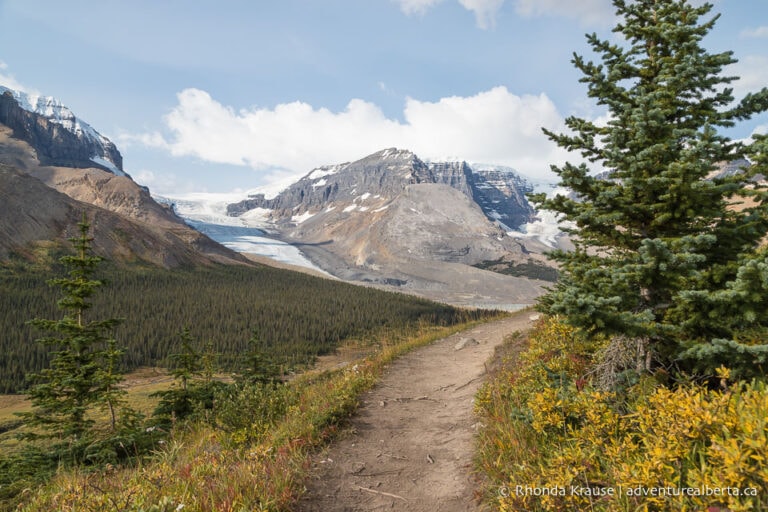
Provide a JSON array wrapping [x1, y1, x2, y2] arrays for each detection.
[[0, 87, 123, 174], [227, 148, 535, 229], [468, 163, 535, 229], [228, 149, 432, 216]]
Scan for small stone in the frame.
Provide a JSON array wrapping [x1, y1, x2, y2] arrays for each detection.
[[454, 337, 479, 350]]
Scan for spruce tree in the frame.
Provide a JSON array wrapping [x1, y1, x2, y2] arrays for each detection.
[[236, 330, 282, 385], [532, 0, 768, 379], [152, 328, 201, 421], [20, 215, 127, 457], [152, 328, 226, 422], [169, 327, 202, 393]]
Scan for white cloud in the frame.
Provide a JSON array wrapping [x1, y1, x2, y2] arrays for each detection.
[[394, 0, 504, 29], [0, 64, 40, 96], [741, 26, 768, 39], [513, 0, 615, 26], [458, 0, 505, 29], [728, 56, 768, 99], [394, 0, 445, 16], [401, 87, 567, 170], [133, 86, 573, 184], [132, 169, 179, 192]]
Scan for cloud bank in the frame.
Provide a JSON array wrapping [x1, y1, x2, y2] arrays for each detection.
[[128, 87, 571, 183], [394, 0, 505, 29], [513, 0, 615, 26], [394, 0, 615, 28]]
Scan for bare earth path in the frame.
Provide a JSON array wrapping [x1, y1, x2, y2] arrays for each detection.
[[297, 312, 533, 512]]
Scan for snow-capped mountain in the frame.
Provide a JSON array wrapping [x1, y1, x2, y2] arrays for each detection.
[[0, 85, 124, 175], [0, 84, 247, 267]]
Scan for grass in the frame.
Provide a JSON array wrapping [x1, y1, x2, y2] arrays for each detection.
[[0, 394, 29, 423], [7, 315, 501, 511], [0, 395, 29, 453]]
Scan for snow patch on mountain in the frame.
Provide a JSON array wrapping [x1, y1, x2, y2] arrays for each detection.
[[292, 211, 315, 224], [505, 185, 573, 247], [509, 210, 570, 248], [308, 164, 343, 180], [90, 156, 126, 177]]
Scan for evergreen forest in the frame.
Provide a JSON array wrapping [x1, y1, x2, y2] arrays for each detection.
[[0, 259, 487, 393]]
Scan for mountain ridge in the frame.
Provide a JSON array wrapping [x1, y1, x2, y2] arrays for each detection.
[[227, 147, 535, 230], [0, 85, 248, 267], [0, 86, 123, 174]]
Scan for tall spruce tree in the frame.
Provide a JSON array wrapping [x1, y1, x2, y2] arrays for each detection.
[[21, 215, 127, 457], [532, 0, 768, 379]]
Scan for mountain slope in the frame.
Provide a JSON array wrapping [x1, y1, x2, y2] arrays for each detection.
[[0, 87, 246, 267], [0, 163, 232, 267]]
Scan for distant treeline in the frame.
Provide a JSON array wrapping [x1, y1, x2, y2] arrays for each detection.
[[473, 258, 559, 282], [0, 262, 492, 393]]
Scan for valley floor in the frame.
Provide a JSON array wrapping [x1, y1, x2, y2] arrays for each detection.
[[297, 312, 534, 511]]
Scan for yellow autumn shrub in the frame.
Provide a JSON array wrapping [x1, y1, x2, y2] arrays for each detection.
[[476, 317, 768, 512]]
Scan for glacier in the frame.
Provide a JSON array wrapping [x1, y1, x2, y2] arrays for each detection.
[[155, 192, 330, 275]]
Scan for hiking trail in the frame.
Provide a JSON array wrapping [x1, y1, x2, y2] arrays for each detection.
[[297, 312, 534, 511]]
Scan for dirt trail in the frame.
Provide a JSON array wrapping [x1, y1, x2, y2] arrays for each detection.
[[297, 312, 534, 512]]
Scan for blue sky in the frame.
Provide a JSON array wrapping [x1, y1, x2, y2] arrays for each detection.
[[1, 0, 767, 196]]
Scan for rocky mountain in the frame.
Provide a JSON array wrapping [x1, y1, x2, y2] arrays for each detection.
[[0, 86, 246, 267], [0, 86, 123, 174], [228, 148, 535, 229], [461, 162, 535, 230], [713, 159, 760, 180], [224, 148, 549, 308]]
